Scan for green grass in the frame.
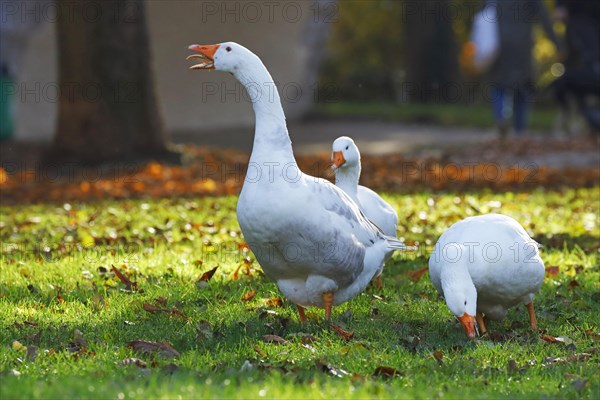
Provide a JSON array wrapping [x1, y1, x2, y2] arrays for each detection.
[[1, 189, 599, 399], [312, 102, 559, 131]]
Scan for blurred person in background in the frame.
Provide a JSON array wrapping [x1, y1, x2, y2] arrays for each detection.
[[553, 0, 600, 134], [487, 0, 559, 137]]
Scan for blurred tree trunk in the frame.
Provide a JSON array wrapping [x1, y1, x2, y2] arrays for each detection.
[[51, 0, 175, 164], [403, 0, 460, 103]]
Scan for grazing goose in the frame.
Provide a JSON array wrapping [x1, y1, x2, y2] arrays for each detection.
[[331, 136, 399, 287], [428, 214, 545, 338], [187, 42, 405, 322]]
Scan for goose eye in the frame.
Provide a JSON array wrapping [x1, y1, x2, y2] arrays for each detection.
[[226, 46, 232, 52], [464, 301, 467, 306], [345, 146, 349, 150]]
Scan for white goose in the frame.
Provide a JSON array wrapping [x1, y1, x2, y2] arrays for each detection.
[[428, 214, 545, 338], [187, 42, 405, 322], [331, 136, 399, 287]]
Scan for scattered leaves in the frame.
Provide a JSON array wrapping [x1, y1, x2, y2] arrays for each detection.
[[316, 360, 349, 378], [111, 264, 139, 291], [196, 320, 213, 341], [198, 266, 219, 282], [545, 266, 559, 277], [330, 325, 355, 341], [56, 288, 65, 304], [567, 280, 580, 289], [261, 335, 288, 345], [407, 267, 429, 282], [127, 341, 180, 358], [121, 357, 147, 368], [142, 303, 189, 320], [265, 297, 283, 308], [232, 258, 253, 280], [432, 350, 444, 365], [26, 345, 38, 362], [373, 366, 404, 379], [241, 289, 257, 302]]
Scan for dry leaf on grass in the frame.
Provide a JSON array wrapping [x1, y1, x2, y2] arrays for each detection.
[[121, 357, 147, 368], [142, 303, 189, 320], [261, 335, 288, 345], [545, 266, 559, 277], [330, 325, 354, 341], [241, 289, 257, 302], [406, 267, 429, 282], [111, 264, 139, 291], [127, 340, 180, 358], [265, 297, 283, 308], [198, 266, 219, 282], [316, 360, 349, 378], [373, 366, 404, 379]]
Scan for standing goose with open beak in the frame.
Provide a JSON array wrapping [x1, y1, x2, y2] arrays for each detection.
[[187, 42, 405, 322]]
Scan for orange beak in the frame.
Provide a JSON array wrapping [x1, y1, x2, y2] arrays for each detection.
[[187, 44, 220, 70], [332, 151, 345, 168], [458, 313, 477, 339]]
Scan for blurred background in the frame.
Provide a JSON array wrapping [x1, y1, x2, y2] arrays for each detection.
[[0, 0, 598, 201]]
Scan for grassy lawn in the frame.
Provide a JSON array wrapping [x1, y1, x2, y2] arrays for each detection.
[[311, 102, 558, 131], [1, 188, 598, 399]]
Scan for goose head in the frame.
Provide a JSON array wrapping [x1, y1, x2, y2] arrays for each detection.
[[187, 42, 263, 75], [331, 136, 360, 170], [441, 269, 478, 338]]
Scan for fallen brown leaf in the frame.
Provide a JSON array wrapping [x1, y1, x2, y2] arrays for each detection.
[[253, 345, 267, 358], [301, 335, 317, 344], [155, 296, 168, 307], [196, 320, 213, 341], [316, 360, 349, 378], [540, 335, 565, 344], [261, 335, 288, 345], [545, 266, 559, 277], [127, 340, 180, 358], [266, 297, 283, 308], [330, 325, 355, 341], [142, 303, 188, 320], [26, 345, 38, 362], [433, 350, 444, 364], [406, 267, 429, 282], [111, 264, 139, 291], [56, 288, 65, 304], [198, 266, 218, 282], [567, 280, 580, 289], [232, 258, 253, 280], [373, 366, 403, 379], [241, 289, 257, 302], [507, 360, 519, 371], [121, 357, 147, 368]]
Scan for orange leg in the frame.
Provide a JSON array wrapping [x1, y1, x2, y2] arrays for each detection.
[[297, 305, 307, 323], [526, 302, 537, 330], [375, 275, 383, 290], [322, 291, 334, 320], [476, 312, 487, 336]]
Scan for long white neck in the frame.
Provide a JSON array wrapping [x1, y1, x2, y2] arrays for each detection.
[[335, 164, 361, 203], [233, 64, 295, 164], [440, 260, 477, 315], [441, 262, 473, 291]]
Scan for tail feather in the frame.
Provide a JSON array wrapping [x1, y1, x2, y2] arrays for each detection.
[[383, 235, 406, 251]]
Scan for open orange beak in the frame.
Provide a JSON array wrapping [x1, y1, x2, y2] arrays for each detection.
[[332, 151, 345, 169], [458, 313, 477, 339], [187, 44, 219, 70]]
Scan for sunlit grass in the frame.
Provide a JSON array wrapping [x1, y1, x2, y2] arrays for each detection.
[[1, 188, 598, 399]]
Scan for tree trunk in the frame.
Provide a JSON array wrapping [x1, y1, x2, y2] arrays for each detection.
[[403, 0, 461, 103], [51, 0, 174, 164]]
